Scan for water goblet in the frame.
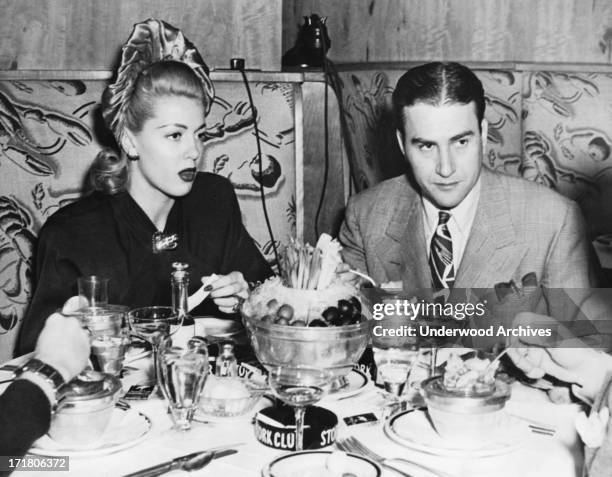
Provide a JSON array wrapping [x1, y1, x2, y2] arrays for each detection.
[[157, 336, 209, 431], [128, 306, 183, 387], [267, 366, 334, 451]]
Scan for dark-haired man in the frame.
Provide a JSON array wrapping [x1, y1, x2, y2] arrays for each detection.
[[340, 62, 599, 300]]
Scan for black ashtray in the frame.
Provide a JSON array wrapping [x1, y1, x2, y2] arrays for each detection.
[[254, 404, 338, 451]]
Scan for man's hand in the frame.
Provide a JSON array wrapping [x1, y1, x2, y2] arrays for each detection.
[[507, 312, 612, 401], [34, 313, 90, 382], [203, 271, 249, 314]]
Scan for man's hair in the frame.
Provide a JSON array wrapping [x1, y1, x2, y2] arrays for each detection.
[[392, 62, 485, 132]]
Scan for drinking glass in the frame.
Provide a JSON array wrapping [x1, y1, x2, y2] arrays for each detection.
[[267, 366, 333, 451], [128, 306, 183, 387], [370, 308, 419, 397], [374, 347, 418, 395], [77, 276, 109, 310], [157, 337, 209, 431], [90, 329, 131, 376]]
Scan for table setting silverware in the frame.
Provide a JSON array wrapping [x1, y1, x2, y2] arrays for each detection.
[[0, 364, 19, 372], [336, 436, 452, 477], [507, 414, 556, 437], [122, 446, 238, 477]]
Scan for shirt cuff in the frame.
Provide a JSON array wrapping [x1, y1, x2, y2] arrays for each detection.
[[16, 372, 56, 409]]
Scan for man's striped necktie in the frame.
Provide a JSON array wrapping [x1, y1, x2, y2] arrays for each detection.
[[429, 211, 455, 290]]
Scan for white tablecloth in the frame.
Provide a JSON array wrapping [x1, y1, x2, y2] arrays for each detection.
[[3, 357, 584, 477]]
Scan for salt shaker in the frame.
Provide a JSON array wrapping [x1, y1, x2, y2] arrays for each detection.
[[215, 340, 238, 377]]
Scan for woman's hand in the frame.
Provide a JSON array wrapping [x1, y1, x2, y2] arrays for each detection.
[[203, 271, 249, 314]]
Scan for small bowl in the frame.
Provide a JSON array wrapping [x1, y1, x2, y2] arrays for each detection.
[[49, 370, 122, 445], [422, 375, 511, 445], [199, 376, 267, 417]]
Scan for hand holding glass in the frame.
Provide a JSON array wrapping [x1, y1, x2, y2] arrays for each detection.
[[75, 305, 129, 377]]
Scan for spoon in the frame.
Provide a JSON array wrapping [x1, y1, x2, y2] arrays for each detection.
[[485, 348, 509, 374]]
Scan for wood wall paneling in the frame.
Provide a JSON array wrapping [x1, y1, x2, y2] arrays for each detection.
[[301, 81, 347, 245], [0, 0, 282, 70], [283, 0, 612, 64]]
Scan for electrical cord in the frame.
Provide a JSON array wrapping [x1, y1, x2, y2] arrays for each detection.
[[314, 18, 331, 238], [237, 67, 282, 273]]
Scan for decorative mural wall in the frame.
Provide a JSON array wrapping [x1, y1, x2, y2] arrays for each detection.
[[335, 67, 612, 239], [0, 77, 298, 360]]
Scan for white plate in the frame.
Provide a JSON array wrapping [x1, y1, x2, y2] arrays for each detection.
[[384, 409, 524, 458], [194, 316, 244, 338], [324, 369, 369, 401], [30, 409, 152, 458], [262, 450, 382, 477]]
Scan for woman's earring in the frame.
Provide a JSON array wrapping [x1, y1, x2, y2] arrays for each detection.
[[121, 134, 139, 161]]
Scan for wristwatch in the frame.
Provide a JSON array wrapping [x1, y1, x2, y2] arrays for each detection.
[[16, 358, 67, 408]]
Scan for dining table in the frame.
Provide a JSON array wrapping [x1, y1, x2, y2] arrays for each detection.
[[2, 348, 585, 477]]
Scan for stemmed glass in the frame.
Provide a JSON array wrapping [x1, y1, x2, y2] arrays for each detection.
[[157, 336, 209, 431], [127, 306, 183, 388], [267, 366, 333, 451]]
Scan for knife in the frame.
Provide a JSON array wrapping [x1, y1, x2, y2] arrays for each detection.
[[122, 448, 237, 477]]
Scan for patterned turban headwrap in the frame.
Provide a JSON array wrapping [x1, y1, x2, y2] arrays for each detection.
[[104, 18, 215, 142]]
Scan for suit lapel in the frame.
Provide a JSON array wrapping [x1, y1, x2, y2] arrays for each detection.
[[455, 170, 525, 289], [377, 177, 430, 292]]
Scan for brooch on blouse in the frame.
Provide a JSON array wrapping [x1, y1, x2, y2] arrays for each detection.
[[152, 231, 179, 253]]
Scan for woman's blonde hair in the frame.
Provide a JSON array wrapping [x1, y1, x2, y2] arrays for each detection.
[[89, 61, 209, 194], [88, 19, 214, 194]]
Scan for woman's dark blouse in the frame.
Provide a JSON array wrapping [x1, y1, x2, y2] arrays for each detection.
[[17, 173, 272, 355]]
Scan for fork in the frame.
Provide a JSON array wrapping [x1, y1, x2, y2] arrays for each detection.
[[336, 436, 453, 477]]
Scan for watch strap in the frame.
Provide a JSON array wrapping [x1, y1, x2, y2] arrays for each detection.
[[17, 358, 66, 404]]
